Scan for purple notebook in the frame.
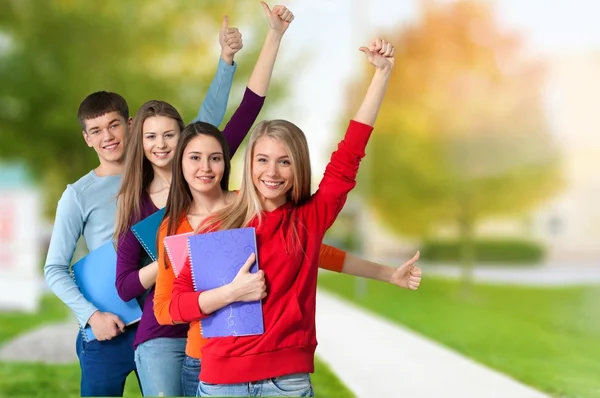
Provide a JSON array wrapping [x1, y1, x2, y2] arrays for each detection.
[[187, 227, 264, 338]]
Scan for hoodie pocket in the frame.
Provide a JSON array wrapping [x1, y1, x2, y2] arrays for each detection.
[[278, 294, 306, 348]]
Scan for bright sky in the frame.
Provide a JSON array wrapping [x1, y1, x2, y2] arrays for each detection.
[[275, 0, 600, 172]]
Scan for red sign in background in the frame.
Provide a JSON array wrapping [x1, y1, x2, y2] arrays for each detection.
[[0, 199, 15, 269]]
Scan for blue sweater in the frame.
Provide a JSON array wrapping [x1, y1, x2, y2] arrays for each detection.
[[44, 58, 236, 328]]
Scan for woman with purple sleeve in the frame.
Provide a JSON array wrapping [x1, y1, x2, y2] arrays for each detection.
[[113, 4, 292, 396]]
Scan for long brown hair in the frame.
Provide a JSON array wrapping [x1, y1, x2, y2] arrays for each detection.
[[114, 100, 185, 241], [164, 121, 232, 237], [200, 119, 312, 233]]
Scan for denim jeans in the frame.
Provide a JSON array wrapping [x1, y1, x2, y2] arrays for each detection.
[[181, 355, 202, 397], [197, 373, 314, 397], [134, 337, 187, 397], [75, 327, 140, 397]]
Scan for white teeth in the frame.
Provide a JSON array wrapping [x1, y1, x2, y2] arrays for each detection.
[[154, 152, 169, 157], [105, 144, 118, 150], [263, 181, 282, 188]]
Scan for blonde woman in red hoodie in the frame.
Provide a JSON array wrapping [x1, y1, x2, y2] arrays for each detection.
[[172, 37, 418, 397]]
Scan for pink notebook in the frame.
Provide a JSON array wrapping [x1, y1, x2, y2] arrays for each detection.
[[164, 232, 194, 277]]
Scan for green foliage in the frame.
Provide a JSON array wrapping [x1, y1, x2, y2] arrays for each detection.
[[342, 1, 562, 239], [420, 238, 545, 264], [0, 0, 290, 216], [319, 272, 600, 398]]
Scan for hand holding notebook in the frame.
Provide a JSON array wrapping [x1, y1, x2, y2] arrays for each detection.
[[229, 253, 267, 302], [187, 228, 265, 338], [71, 241, 142, 342]]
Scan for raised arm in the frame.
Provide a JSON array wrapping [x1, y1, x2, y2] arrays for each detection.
[[192, 16, 242, 126], [219, 3, 295, 157], [44, 186, 98, 327], [306, 38, 395, 234], [354, 38, 395, 126]]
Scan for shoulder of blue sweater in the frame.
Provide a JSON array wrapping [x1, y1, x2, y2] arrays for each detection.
[[68, 170, 121, 201]]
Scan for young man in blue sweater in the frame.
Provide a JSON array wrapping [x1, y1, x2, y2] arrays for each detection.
[[43, 18, 242, 396]]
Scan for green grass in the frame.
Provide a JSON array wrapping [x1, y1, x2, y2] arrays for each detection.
[[318, 272, 600, 398], [0, 357, 353, 398], [0, 295, 69, 344]]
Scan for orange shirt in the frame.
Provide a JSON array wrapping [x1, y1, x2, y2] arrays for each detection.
[[154, 216, 347, 359]]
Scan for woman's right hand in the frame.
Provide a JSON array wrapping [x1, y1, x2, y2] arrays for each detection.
[[261, 2, 294, 36], [229, 253, 267, 302], [359, 38, 395, 70]]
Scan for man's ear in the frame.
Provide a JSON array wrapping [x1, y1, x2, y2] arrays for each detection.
[[128, 117, 133, 130], [82, 130, 93, 147]]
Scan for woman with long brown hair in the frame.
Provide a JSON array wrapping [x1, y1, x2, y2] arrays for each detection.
[[112, 17, 246, 398]]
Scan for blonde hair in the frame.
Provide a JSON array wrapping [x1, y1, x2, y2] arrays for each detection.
[[201, 120, 312, 232]]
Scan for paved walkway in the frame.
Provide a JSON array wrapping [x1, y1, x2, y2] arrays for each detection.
[[315, 289, 548, 398], [0, 318, 79, 363], [1, 291, 549, 397]]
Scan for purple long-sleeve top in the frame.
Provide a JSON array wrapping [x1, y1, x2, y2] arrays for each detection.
[[116, 87, 266, 349]]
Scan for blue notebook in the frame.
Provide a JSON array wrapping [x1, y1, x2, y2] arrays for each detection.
[[187, 228, 264, 338], [131, 207, 166, 262], [71, 241, 143, 342]]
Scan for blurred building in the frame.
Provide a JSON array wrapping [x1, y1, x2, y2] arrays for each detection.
[[529, 53, 600, 262], [0, 162, 43, 312]]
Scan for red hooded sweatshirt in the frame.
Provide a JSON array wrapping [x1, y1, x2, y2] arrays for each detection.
[[170, 120, 373, 384]]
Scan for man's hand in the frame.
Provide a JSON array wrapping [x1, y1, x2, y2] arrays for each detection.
[[88, 311, 125, 341], [261, 2, 294, 36], [389, 251, 422, 290], [220, 16, 243, 65], [359, 38, 395, 70]]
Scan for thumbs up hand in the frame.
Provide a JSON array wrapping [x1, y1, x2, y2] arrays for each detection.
[[219, 15, 243, 65], [261, 2, 294, 36]]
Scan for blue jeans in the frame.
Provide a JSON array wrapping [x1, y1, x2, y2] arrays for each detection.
[[134, 337, 187, 397], [197, 373, 314, 397], [75, 327, 140, 397], [182, 355, 202, 397]]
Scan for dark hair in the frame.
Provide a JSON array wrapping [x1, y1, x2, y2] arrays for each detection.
[[77, 91, 129, 130], [164, 121, 231, 237], [114, 100, 185, 241]]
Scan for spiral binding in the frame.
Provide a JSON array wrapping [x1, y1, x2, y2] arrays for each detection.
[[164, 237, 177, 277], [164, 232, 193, 277], [70, 266, 95, 342], [187, 237, 199, 293], [131, 228, 157, 262]]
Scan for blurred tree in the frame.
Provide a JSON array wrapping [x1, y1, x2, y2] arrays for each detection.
[[0, 0, 291, 215], [342, 0, 562, 287]]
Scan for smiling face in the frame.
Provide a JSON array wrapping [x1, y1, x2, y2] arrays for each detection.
[[142, 116, 180, 170], [82, 111, 128, 165], [181, 134, 226, 196], [251, 135, 294, 211]]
